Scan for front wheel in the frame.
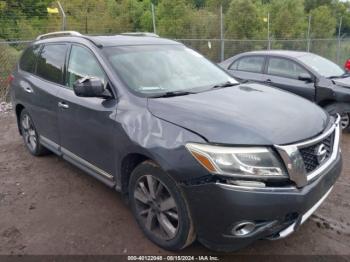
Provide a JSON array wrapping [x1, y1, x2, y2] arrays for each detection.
[[128, 161, 195, 251], [324, 103, 350, 131], [340, 112, 350, 130]]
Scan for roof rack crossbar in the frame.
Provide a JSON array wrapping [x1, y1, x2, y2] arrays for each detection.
[[36, 31, 82, 40]]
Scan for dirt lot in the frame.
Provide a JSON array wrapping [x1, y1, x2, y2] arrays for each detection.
[[0, 111, 350, 256]]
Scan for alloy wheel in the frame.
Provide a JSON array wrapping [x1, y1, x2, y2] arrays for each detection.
[[340, 113, 350, 130], [133, 175, 179, 240], [21, 113, 37, 152]]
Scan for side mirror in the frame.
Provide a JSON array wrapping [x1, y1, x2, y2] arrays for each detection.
[[298, 73, 313, 82], [73, 77, 112, 99]]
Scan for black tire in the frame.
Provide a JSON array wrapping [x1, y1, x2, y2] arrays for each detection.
[[128, 161, 195, 251], [19, 109, 49, 156], [324, 103, 350, 131]]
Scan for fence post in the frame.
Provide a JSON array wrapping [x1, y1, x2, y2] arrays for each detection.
[[57, 1, 66, 31], [337, 16, 343, 65], [267, 12, 271, 50], [151, 3, 157, 34], [307, 15, 311, 52], [220, 5, 224, 62]]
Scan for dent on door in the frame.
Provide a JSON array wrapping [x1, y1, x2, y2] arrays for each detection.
[[115, 99, 208, 184]]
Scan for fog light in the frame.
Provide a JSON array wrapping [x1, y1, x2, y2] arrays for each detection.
[[229, 180, 266, 188], [232, 222, 256, 236]]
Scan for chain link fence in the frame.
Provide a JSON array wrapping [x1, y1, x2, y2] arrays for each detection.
[[1, 37, 350, 102], [0, 40, 30, 101], [0, 2, 349, 102], [177, 38, 350, 64]]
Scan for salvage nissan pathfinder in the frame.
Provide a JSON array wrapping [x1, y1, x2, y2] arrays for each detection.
[[10, 31, 342, 251]]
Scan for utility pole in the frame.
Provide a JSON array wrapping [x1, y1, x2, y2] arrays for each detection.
[[151, 3, 157, 34], [337, 16, 343, 64], [307, 15, 311, 52], [85, 1, 88, 34], [57, 1, 66, 30], [267, 12, 271, 50], [220, 5, 224, 62]]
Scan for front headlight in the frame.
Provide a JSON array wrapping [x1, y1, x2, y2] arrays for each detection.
[[186, 143, 287, 178]]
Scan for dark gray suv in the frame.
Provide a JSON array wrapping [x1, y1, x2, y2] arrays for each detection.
[[10, 31, 342, 252]]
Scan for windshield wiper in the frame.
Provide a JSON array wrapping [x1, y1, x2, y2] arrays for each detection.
[[211, 81, 239, 89], [150, 91, 195, 98]]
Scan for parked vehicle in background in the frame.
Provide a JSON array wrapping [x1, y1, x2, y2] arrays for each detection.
[[344, 58, 350, 72], [11, 32, 342, 252], [220, 50, 350, 130]]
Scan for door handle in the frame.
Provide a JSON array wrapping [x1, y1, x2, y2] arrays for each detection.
[[265, 79, 272, 83], [58, 102, 69, 109], [24, 87, 33, 93]]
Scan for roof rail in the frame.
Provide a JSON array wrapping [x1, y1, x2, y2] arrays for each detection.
[[120, 32, 159, 37], [36, 31, 82, 40]]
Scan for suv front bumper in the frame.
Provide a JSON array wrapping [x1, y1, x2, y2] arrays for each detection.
[[181, 152, 342, 252]]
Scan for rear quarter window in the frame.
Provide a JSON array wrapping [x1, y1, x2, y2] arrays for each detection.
[[229, 60, 238, 70], [19, 45, 41, 73]]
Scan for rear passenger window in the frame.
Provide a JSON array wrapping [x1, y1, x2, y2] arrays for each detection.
[[36, 44, 68, 84], [236, 56, 265, 73], [19, 45, 41, 73]]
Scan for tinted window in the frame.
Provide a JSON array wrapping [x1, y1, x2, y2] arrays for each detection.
[[19, 45, 41, 73], [67, 45, 106, 88], [36, 44, 68, 84], [268, 57, 309, 79], [236, 56, 265, 73]]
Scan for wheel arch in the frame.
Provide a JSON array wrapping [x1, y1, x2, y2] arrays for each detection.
[[119, 153, 154, 195], [322, 101, 350, 115], [15, 103, 25, 135], [318, 99, 337, 108]]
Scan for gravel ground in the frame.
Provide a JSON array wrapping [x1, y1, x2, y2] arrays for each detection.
[[0, 111, 349, 256], [0, 102, 12, 114]]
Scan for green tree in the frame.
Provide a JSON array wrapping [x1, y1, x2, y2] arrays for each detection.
[[304, 0, 332, 12], [310, 5, 336, 38], [269, 0, 307, 39], [331, 0, 350, 36], [113, 0, 154, 32], [157, 0, 193, 38], [0, 0, 51, 39], [225, 0, 265, 39], [192, 0, 206, 9], [206, 0, 231, 10]]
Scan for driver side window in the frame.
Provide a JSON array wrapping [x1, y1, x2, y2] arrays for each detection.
[[66, 45, 106, 88], [267, 57, 309, 80]]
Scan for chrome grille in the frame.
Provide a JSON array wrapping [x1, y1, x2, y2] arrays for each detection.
[[275, 115, 340, 188], [299, 132, 335, 173]]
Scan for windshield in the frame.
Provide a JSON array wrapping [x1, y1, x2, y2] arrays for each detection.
[[298, 54, 344, 78], [103, 45, 237, 96]]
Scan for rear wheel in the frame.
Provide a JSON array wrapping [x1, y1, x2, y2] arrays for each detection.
[[19, 109, 49, 156], [129, 161, 195, 250]]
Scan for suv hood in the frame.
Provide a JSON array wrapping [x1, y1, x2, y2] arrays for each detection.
[[147, 83, 328, 145], [333, 76, 350, 87]]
